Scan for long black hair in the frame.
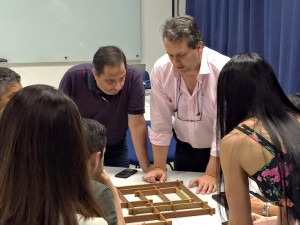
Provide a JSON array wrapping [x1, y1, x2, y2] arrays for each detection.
[[217, 53, 300, 220]]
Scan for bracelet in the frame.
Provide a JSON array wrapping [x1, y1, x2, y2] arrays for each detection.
[[262, 202, 270, 217]]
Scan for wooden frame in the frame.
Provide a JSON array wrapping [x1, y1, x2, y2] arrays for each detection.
[[116, 181, 215, 225]]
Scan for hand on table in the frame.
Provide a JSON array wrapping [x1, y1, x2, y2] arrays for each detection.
[[143, 167, 167, 183], [252, 213, 277, 225], [189, 174, 217, 194]]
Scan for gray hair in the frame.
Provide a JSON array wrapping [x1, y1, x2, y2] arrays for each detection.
[[162, 15, 202, 49], [0, 67, 21, 96]]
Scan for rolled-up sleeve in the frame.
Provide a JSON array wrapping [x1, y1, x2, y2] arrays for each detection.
[[148, 57, 175, 146]]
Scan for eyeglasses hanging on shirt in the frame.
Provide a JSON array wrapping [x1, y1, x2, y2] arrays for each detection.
[[97, 90, 109, 103], [174, 75, 203, 122]]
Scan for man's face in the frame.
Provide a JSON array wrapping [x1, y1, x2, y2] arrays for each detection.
[[93, 63, 126, 95], [163, 38, 203, 75], [0, 82, 22, 111]]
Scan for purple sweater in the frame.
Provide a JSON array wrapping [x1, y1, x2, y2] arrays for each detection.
[[59, 63, 145, 146]]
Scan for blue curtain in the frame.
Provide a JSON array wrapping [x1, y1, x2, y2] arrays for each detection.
[[186, 0, 300, 94]]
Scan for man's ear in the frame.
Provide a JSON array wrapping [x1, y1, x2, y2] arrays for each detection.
[[199, 40, 204, 47], [89, 151, 101, 175], [197, 41, 204, 50], [92, 68, 102, 79], [92, 68, 97, 78]]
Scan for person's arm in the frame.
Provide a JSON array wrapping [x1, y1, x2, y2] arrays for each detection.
[[189, 119, 218, 194], [128, 114, 150, 172], [143, 60, 175, 182], [152, 144, 168, 171], [251, 213, 277, 225], [189, 116, 219, 194], [220, 135, 253, 225], [109, 185, 125, 225], [97, 170, 126, 225], [250, 196, 278, 217]]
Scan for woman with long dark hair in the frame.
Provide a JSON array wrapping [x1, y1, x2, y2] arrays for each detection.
[[0, 85, 107, 225], [217, 53, 300, 224]]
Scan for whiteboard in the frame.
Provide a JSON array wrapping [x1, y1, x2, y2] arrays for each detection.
[[0, 0, 141, 63]]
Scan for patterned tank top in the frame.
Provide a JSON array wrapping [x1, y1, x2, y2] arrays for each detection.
[[236, 123, 299, 220]]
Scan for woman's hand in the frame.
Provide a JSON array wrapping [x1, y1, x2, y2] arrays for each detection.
[[252, 213, 277, 225]]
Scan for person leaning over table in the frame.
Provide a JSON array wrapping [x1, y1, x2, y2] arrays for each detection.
[[0, 67, 22, 112], [59, 46, 150, 171], [143, 15, 229, 194], [217, 53, 300, 225]]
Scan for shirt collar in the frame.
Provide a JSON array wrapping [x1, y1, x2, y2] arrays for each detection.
[[199, 47, 210, 76], [87, 71, 98, 91]]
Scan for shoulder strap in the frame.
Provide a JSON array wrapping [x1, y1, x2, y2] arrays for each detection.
[[235, 123, 278, 155]]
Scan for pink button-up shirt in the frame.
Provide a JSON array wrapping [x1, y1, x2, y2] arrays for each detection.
[[148, 47, 229, 157]]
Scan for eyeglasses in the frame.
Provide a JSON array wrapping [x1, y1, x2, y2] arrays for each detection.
[[175, 76, 203, 122]]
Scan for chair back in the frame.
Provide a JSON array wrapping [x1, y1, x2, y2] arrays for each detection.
[[127, 120, 176, 168]]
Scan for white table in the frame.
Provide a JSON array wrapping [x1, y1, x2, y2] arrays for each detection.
[[106, 166, 224, 225]]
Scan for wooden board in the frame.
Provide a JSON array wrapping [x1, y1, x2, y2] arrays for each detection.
[[116, 181, 215, 225]]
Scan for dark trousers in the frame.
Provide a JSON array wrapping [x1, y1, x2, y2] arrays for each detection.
[[104, 138, 129, 168], [174, 136, 210, 172]]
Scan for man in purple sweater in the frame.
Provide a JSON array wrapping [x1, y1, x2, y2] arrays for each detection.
[[59, 46, 150, 171]]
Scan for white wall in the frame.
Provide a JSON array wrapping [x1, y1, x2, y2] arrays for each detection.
[[0, 0, 185, 88]]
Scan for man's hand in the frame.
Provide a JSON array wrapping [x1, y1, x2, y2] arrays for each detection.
[[143, 167, 167, 183], [188, 174, 217, 194]]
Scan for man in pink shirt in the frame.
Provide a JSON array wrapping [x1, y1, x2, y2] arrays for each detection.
[[143, 15, 229, 194]]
